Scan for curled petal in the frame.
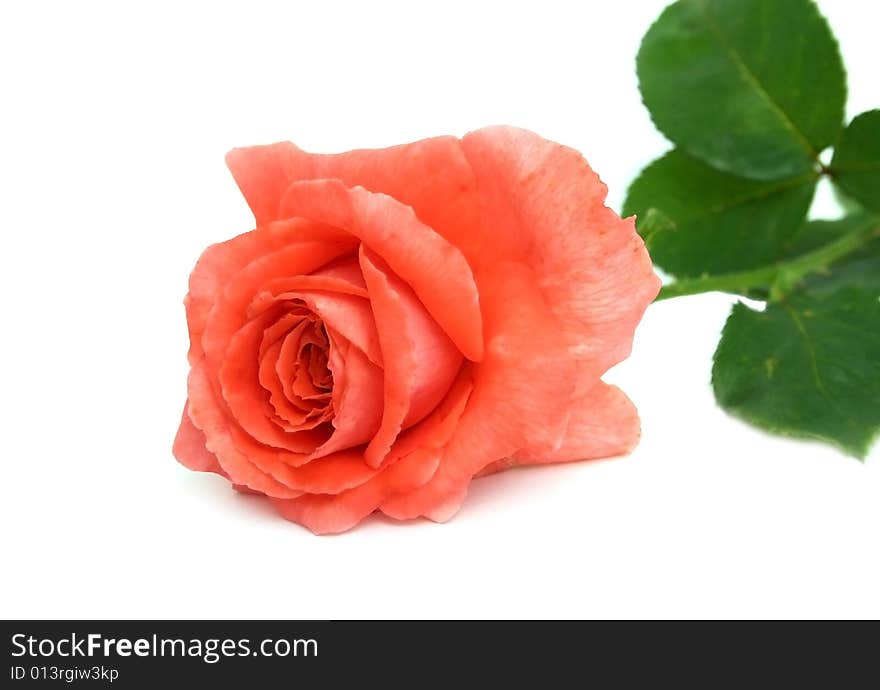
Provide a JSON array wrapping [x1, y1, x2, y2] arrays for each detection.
[[259, 336, 327, 430], [186, 362, 303, 498], [225, 138, 484, 260], [173, 403, 224, 475], [199, 225, 355, 377], [512, 382, 640, 464], [310, 336, 385, 458], [359, 246, 462, 468], [270, 368, 473, 534], [250, 288, 381, 367], [381, 262, 576, 521], [279, 179, 483, 362], [276, 321, 324, 408], [188, 360, 380, 495], [186, 218, 353, 363], [310, 255, 367, 289], [219, 309, 330, 454], [456, 127, 659, 465], [272, 448, 440, 535], [253, 274, 369, 302], [478, 382, 640, 476], [225, 142, 304, 226], [381, 366, 475, 461], [460, 126, 660, 379]]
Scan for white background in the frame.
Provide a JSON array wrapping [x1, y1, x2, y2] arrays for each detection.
[[1, 0, 877, 619]]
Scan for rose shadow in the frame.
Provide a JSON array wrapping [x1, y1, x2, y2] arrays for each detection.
[[179, 472, 281, 524], [179, 454, 621, 535]]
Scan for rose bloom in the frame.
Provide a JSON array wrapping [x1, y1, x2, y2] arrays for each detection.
[[173, 126, 659, 534]]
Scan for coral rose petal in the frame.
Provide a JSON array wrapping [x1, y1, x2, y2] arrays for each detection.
[[186, 217, 353, 363], [225, 138, 484, 262], [259, 311, 306, 357], [271, 448, 440, 535], [225, 142, 305, 226], [310, 255, 367, 289], [172, 403, 224, 475], [186, 362, 303, 498], [381, 366, 474, 460], [279, 179, 483, 362], [198, 223, 355, 377], [270, 368, 473, 534], [359, 246, 463, 468], [478, 382, 640, 476], [276, 322, 330, 414], [269, 290, 382, 367], [219, 310, 330, 454], [460, 126, 660, 378], [381, 262, 576, 520], [511, 382, 641, 465], [310, 336, 385, 458], [189, 361, 379, 495], [258, 339, 319, 430], [252, 274, 369, 303], [421, 484, 470, 523]]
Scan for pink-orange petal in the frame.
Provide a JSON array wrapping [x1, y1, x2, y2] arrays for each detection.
[[271, 448, 440, 535], [257, 312, 317, 427], [475, 382, 639, 477], [259, 311, 306, 358], [460, 126, 660, 379], [172, 403, 225, 475], [219, 309, 329, 454], [359, 246, 462, 468], [381, 261, 577, 521], [310, 255, 367, 289], [224, 138, 485, 263], [186, 217, 354, 363], [225, 142, 304, 226], [200, 227, 356, 378], [279, 179, 483, 362], [186, 362, 303, 499], [510, 382, 640, 466], [258, 338, 323, 430], [309, 334, 384, 459], [261, 289, 382, 367], [251, 275, 369, 306], [382, 365, 474, 462], [276, 320, 316, 407], [188, 360, 379, 495], [269, 367, 473, 534]]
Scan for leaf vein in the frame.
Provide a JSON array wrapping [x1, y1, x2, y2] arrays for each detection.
[[781, 303, 830, 401], [674, 172, 816, 226], [696, 0, 818, 160]]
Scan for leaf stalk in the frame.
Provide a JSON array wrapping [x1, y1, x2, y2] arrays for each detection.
[[655, 219, 879, 302]]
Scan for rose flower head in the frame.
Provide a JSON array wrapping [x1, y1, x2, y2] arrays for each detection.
[[173, 127, 660, 534]]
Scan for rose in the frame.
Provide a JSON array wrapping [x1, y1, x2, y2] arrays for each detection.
[[173, 126, 660, 534]]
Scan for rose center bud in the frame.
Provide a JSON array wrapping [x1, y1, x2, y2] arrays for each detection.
[[257, 300, 335, 434], [303, 337, 332, 392]]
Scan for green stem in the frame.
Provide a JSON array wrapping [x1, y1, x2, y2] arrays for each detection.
[[655, 219, 880, 302]]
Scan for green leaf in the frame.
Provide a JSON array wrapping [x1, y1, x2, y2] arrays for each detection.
[[622, 149, 816, 278], [712, 216, 880, 458], [830, 110, 880, 212], [712, 286, 880, 458], [637, 0, 846, 180]]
